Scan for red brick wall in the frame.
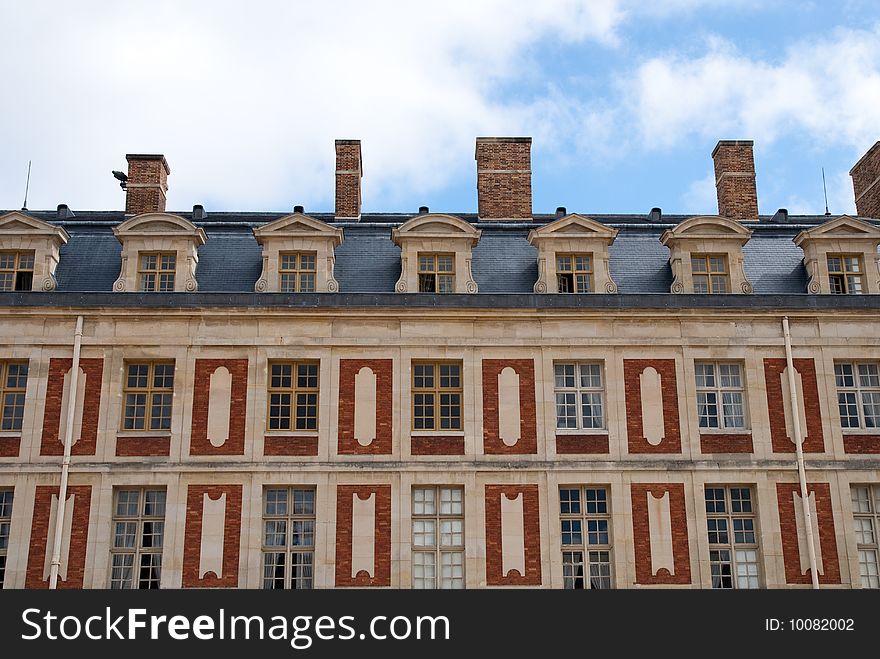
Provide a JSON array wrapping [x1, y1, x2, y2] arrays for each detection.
[[482, 359, 537, 455], [40, 358, 104, 456], [842, 435, 880, 454], [851, 141, 880, 219], [264, 435, 319, 456], [624, 359, 682, 454], [763, 358, 825, 453], [411, 436, 465, 455], [115, 436, 171, 457], [189, 359, 248, 456], [630, 483, 691, 585], [712, 140, 758, 220], [125, 154, 169, 215], [26, 485, 91, 589], [0, 436, 20, 457], [776, 482, 841, 585], [484, 484, 542, 586], [555, 434, 610, 454], [182, 484, 243, 588], [338, 359, 393, 455], [699, 433, 754, 454], [335, 140, 362, 219], [335, 485, 391, 587], [475, 138, 532, 219]]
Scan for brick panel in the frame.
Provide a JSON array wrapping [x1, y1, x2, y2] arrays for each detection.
[[337, 359, 393, 455], [484, 484, 542, 586], [699, 433, 754, 454], [115, 436, 171, 457], [125, 154, 169, 215], [763, 358, 825, 453], [26, 485, 91, 589], [182, 484, 243, 588], [264, 435, 319, 456], [410, 435, 465, 455], [712, 140, 758, 221], [555, 434, 610, 454], [776, 482, 840, 585], [851, 141, 880, 219], [189, 359, 248, 456], [335, 140, 362, 219], [630, 483, 691, 585], [482, 359, 537, 455], [0, 436, 20, 457], [335, 484, 392, 587], [40, 358, 104, 456], [842, 435, 880, 454], [475, 138, 532, 219], [624, 359, 681, 454]]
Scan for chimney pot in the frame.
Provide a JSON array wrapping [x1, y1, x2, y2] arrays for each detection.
[[418, 206, 429, 215], [293, 205, 305, 214], [192, 204, 207, 220], [711, 140, 758, 221], [555, 206, 566, 218], [648, 207, 662, 222], [475, 137, 532, 220], [850, 141, 880, 219], [124, 154, 170, 215], [335, 140, 362, 220], [56, 204, 75, 219]]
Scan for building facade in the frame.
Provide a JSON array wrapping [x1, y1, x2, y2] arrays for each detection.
[[1, 138, 880, 589]]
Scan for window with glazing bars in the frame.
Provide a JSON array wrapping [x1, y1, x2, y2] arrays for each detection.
[[262, 487, 315, 589], [705, 486, 760, 589], [851, 485, 880, 588], [827, 254, 864, 294], [138, 252, 176, 292], [267, 362, 319, 431], [0, 251, 34, 291], [412, 487, 464, 589], [0, 490, 11, 588], [559, 486, 612, 589], [0, 361, 27, 431], [417, 253, 455, 293], [279, 252, 316, 293], [122, 362, 174, 430], [110, 488, 165, 589], [556, 253, 593, 293], [691, 254, 729, 293], [835, 362, 880, 429], [695, 362, 747, 430], [412, 362, 462, 430], [554, 362, 604, 429]]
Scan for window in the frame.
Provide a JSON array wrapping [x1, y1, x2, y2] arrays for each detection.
[[835, 362, 880, 429], [0, 490, 11, 587], [695, 362, 747, 430], [412, 486, 464, 589], [556, 253, 593, 293], [267, 362, 319, 431], [417, 253, 455, 293], [559, 487, 612, 589], [110, 488, 165, 589], [705, 486, 760, 589], [262, 487, 315, 589], [138, 252, 176, 292], [0, 251, 34, 291], [279, 252, 316, 293], [691, 254, 729, 294], [122, 362, 174, 431], [554, 362, 604, 430], [851, 485, 880, 588], [0, 361, 27, 431], [827, 254, 864, 295], [412, 361, 462, 430]]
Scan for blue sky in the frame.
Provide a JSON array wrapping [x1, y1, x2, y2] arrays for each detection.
[[1, 1, 879, 216]]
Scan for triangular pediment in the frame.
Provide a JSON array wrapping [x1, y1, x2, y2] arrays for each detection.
[[392, 213, 481, 246], [794, 215, 880, 246], [0, 211, 69, 243], [253, 212, 343, 245], [528, 214, 618, 245], [661, 215, 752, 246], [113, 212, 206, 245]]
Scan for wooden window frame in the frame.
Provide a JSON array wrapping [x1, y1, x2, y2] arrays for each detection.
[[827, 253, 865, 295], [121, 361, 175, 431], [267, 361, 319, 431], [417, 253, 455, 293], [691, 253, 730, 294], [279, 251, 317, 293], [559, 485, 613, 589], [0, 250, 35, 292], [704, 485, 761, 589], [556, 253, 594, 293], [411, 486, 465, 589], [109, 487, 166, 589], [412, 360, 463, 431], [261, 486, 316, 590], [0, 360, 28, 432], [137, 251, 177, 292]]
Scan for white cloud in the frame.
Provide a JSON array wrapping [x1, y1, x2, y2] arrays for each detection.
[[680, 169, 717, 214]]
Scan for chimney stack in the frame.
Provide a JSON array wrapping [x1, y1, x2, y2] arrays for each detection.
[[335, 140, 362, 219], [475, 137, 532, 220], [850, 141, 880, 218], [712, 140, 758, 221], [125, 154, 170, 215]]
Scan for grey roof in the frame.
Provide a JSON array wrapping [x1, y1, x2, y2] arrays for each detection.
[[3, 209, 878, 296]]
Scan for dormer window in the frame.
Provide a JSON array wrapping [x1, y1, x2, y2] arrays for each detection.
[[556, 253, 593, 293], [0, 250, 35, 291], [691, 254, 729, 294], [418, 253, 455, 293], [138, 252, 176, 292], [279, 251, 317, 293], [827, 254, 864, 294]]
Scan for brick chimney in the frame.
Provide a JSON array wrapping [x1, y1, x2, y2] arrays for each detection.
[[335, 140, 362, 219], [125, 154, 170, 215], [712, 140, 758, 221], [475, 137, 532, 220], [850, 141, 880, 218]]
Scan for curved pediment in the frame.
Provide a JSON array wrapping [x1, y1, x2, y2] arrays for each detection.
[[528, 213, 618, 245], [794, 215, 880, 247], [253, 212, 343, 246], [660, 215, 752, 246], [0, 211, 69, 243], [113, 212, 206, 245], [392, 213, 481, 246]]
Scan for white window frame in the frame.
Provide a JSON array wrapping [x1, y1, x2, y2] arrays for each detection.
[[835, 362, 880, 430], [704, 485, 761, 589], [0, 489, 11, 588], [411, 486, 464, 589], [109, 487, 166, 589], [554, 362, 605, 431], [559, 485, 613, 589], [695, 361, 748, 431], [261, 487, 316, 590], [851, 485, 880, 589]]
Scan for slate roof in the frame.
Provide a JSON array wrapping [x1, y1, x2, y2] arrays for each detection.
[[3, 209, 876, 296]]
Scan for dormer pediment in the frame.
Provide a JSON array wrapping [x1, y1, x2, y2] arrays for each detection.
[[0, 211, 69, 243], [660, 215, 752, 246], [392, 213, 481, 246], [794, 215, 880, 246], [527, 214, 618, 244], [113, 212, 206, 245], [0, 211, 69, 291], [253, 212, 343, 246]]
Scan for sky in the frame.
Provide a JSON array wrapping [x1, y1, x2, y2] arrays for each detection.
[[1, 1, 879, 217]]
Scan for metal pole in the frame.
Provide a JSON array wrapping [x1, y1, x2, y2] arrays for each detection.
[[49, 315, 83, 589], [782, 316, 820, 589]]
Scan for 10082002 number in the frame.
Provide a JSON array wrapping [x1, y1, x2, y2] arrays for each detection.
[[789, 619, 854, 631]]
